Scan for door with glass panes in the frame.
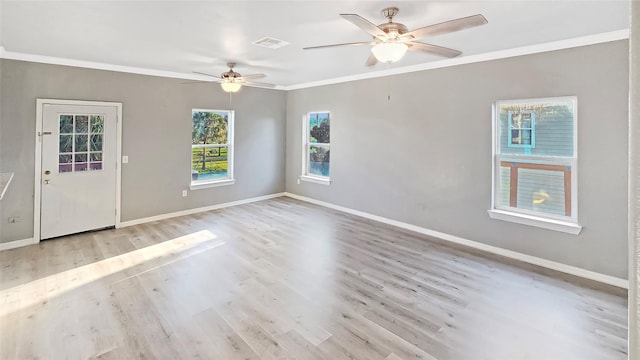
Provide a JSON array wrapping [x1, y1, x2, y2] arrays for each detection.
[[40, 104, 117, 239]]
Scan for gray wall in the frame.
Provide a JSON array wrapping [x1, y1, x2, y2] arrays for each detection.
[[0, 59, 286, 243], [0, 41, 630, 279], [286, 40, 629, 279]]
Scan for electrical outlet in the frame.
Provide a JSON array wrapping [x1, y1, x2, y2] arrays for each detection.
[[182, 190, 188, 197], [7, 216, 20, 223]]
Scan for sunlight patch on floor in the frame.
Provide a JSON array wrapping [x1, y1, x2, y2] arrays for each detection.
[[0, 230, 224, 317]]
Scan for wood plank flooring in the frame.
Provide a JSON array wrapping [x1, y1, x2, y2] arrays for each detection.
[[0, 197, 628, 359]]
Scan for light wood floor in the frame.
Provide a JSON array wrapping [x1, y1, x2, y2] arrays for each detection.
[[0, 197, 628, 359]]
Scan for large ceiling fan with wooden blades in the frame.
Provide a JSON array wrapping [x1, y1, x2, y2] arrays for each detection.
[[193, 62, 274, 92], [304, 7, 487, 66]]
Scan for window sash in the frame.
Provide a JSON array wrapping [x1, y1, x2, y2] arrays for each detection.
[[192, 144, 229, 149], [305, 143, 330, 178], [191, 144, 232, 183], [494, 155, 576, 221]]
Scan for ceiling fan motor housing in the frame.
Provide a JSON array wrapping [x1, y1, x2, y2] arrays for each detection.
[[377, 7, 409, 40], [377, 22, 409, 39], [221, 63, 242, 81], [221, 71, 241, 80]]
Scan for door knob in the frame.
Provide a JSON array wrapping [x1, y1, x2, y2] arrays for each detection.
[[44, 170, 51, 175], [44, 179, 50, 184]]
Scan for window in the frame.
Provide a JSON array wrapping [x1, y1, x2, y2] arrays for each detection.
[[507, 110, 535, 148], [58, 114, 104, 173], [190, 109, 234, 189], [301, 111, 330, 185], [489, 97, 581, 234]]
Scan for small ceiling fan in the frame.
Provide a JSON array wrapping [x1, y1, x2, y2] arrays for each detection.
[[303, 7, 488, 66], [193, 62, 274, 92]]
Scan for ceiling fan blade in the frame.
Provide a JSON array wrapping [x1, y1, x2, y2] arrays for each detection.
[[243, 81, 275, 88], [340, 14, 388, 39], [237, 73, 266, 80], [406, 41, 462, 58], [303, 41, 376, 50], [401, 14, 487, 40], [365, 53, 378, 67], [180, 80, 212, 84], [192, 71, 222, 79]]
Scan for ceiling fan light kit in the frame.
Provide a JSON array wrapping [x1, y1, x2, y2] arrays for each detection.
[[220, 81, 242, 93], [371, 42, 408, 63]]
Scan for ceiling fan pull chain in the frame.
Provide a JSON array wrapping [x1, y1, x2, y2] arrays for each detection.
[[386, 62, 392, 102]]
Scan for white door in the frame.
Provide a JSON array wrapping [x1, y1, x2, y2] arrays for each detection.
[[40, 104, 117, 239]]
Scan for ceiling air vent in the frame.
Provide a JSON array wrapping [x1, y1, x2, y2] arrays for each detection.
[[253, 37, 290, 49]]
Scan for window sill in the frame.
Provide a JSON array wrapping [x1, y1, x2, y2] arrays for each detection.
[[487, 209, 582, 235], [190, 179, 235, 190], [300, 175, 331, 186]]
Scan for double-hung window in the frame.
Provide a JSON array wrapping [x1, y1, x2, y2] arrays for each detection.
[[489, 97, 581, 234], [301, 111, 330, 185], [190, 109, 234, 189]]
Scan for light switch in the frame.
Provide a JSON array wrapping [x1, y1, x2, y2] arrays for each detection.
[[122, 156, 129, 163]]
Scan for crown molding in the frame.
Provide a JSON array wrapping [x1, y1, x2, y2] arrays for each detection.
[[0, 47, 208, 80], [0, 29, 629, 91], [0, 47, 286, 90], [283, 29, 630, 91]]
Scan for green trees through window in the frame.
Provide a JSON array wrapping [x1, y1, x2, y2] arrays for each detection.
[[191, 109, 233, 183], [305, 112, 330, 178]]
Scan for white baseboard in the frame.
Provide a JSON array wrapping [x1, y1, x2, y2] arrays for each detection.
[[118, 192, 286, 228], [284, 192, 628, 289], [0, 238, 37, 251]]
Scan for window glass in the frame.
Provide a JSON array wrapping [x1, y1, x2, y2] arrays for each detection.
[[494, 97, 577, 221], [499, 102, 574, 157], [304, 112, 330, 179], [58, 114, 104, 173], [191, 110, 233, 185], [309, 145, 330, 177]]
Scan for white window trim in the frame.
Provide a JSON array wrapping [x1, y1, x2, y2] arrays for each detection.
[[190, 179, 235, 190], [301, 111, 331, 185], [487, 209, 582, 235], [190, 109, 234, 190], [300, 175, 331, 185], [490, 96, 581, 233]]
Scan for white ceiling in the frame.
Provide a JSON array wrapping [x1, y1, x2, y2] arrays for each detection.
[[0, 1, 630, 87]]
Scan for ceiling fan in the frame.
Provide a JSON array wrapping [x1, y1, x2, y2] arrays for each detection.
[[193, 62, 274, 92], [303, 7, 487, 66]]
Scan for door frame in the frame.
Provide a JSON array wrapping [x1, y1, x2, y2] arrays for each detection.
[[34, 99, 123, 243]]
